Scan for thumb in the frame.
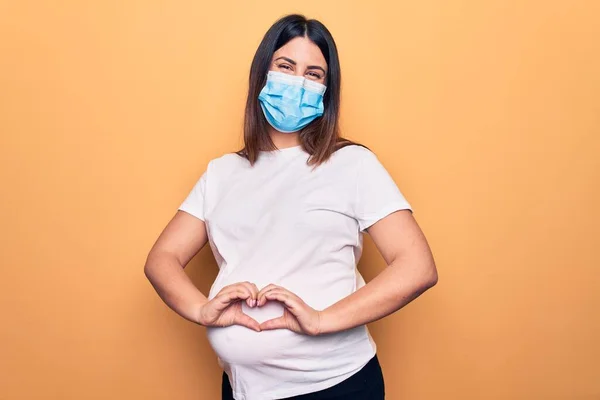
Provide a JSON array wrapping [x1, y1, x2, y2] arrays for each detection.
[[234, 312, 261, 332], [259, 316, 287, 331]]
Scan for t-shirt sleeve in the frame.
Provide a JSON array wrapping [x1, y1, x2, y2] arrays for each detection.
[[353, 150, 413, 232], [178, 167, 209, 221]]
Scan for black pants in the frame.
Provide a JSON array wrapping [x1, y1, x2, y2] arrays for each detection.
[[222, 354, 385, 399]]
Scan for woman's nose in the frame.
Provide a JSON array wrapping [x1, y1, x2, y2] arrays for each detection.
[[292, 66, 306, 77]]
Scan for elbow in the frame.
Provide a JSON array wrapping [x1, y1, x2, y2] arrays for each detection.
[[143, 251, 159, 278], [427, 268, 438, 288], [143, 250, 182, 279], [143, 261, 152, 276], [419, 262, 438, 290], [143, 258, 153, 279]]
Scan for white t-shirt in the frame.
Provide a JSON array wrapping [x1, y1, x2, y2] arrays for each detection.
[[178, 144, 412, 400]]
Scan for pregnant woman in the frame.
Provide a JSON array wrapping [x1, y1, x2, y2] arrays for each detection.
[[144, 14, 438, 400]]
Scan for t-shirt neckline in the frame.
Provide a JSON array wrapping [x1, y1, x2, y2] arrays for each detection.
[[260, 144, 305, 156]]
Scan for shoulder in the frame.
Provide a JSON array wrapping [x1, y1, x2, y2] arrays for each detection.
[[205, 151, 249, 179], [331, 145, 397, 183], [330, 144, 376, 165], [312, 145, 376, 182], [209, 151, 247, 167]]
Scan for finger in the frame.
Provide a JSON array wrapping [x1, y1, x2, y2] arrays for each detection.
[[237, 281, 259, 307], [227, 284, 254, 302], [221, 282, 257, 308], [259, 316, 287, 331], [219, 283, 243, 293], [264, 291, 299, 312], [248, 283, 260, 307], [257, 284, 281, 306], [257, 284, 279, 297], [271, 287, 301, 302], [234, 312, 261, 332], [214, 289, 250, 309], [251, 282, 260, 303], [218, 284, 252, 300]]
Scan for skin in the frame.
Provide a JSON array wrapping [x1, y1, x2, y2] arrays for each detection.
[[144, 36, 438, 337]]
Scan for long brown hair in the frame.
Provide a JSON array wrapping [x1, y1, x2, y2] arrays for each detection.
[[235, 14, 366, 166]]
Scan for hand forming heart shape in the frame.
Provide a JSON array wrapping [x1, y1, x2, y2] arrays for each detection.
[[197, 282, 322, 336]]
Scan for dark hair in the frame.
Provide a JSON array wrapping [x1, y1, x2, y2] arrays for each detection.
[[236, 14, 365, 166]]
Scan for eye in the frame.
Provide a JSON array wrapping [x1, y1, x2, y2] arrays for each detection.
[[306, 71, 323, 80], [277, 63, 293, 71]]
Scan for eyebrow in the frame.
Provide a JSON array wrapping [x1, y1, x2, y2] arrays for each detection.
[[274, 56, 327, 74]]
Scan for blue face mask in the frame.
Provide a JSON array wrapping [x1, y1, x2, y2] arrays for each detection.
[[258, 71, 327, 133]]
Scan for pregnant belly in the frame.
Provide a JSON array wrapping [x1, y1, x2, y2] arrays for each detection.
[[206, 301, 300, 365]]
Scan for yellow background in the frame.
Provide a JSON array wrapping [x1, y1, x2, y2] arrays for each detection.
[[1, 1, 599, 399]]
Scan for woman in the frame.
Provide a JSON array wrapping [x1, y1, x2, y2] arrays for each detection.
[[144, 14, 438, 400]]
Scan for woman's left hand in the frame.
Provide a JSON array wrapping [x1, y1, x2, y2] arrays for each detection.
[[256, 284, 322, 336]]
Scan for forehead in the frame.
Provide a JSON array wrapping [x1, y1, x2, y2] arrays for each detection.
[[273, 36, 327, 67]]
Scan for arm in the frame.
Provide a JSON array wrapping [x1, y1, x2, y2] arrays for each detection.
[[258, 149, 436, 335], [143, 210, 210, 324], [144, 210, 261, 330], [257, 209, 437, 335], [318, 209, 438, 334]]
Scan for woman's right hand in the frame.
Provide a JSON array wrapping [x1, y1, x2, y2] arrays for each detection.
[[197, 282, 261, 332]]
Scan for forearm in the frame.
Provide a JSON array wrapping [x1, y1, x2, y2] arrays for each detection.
[[318, 259, 438, 335], [143, 251, 209, 324]]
